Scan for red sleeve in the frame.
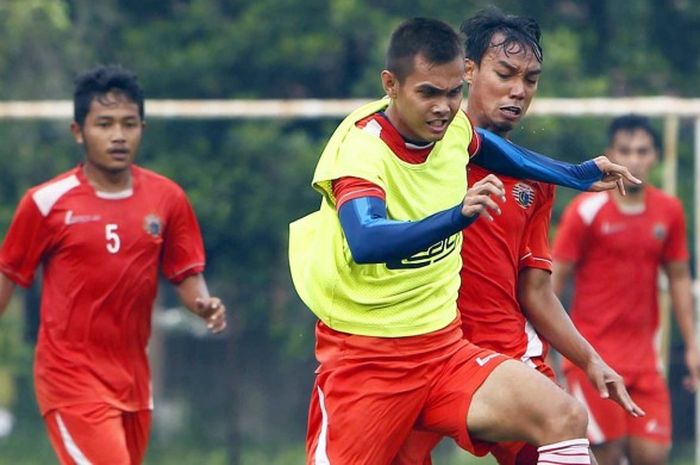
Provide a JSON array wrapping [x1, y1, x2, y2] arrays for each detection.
[[662, 198, 689, 263], [520, 186, 555, 272], [0, 192, 51, 287], [464, 110, 481, 158], [332, 177, 385, 210], [161, 187, 206, 283], [552, 199, 588, 263]]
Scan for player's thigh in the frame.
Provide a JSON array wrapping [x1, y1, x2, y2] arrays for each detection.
[[566, 366, 627, 445], [307, 366, 428, 465], [44, 403, 130, 465], [392, 430, 442, 465], [123, 410, 152, 465], [417, 341, 509, 456], [627, 436, 669, 465], [468, 359, 587, 445], [590, 439, 626, 465]]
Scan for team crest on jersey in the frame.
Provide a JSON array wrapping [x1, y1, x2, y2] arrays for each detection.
[[653, 223, 667, 241], [143, 214, 163, 237], [512, 183, 535, 209]]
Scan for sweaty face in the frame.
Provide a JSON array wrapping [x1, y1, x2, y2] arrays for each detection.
[[382, 53, 465, 143], [71, 92, 144, 175], [607, 129, 658, 191], [465, 33, 541, 136]]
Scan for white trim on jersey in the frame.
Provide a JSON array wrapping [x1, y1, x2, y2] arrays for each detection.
[[576, 192, 609, 226], [361, 118, 382, 138], [314, 386, 331, 465], [55, 412, 93, 465], [96, 188, 134, 200], [522, 320, 544, 361], [570, 380, 606, 445], [32, 174, 80, 217]]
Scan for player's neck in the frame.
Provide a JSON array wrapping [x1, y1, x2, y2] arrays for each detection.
[[613, 185, 645, 207], [82, 163, 133, 193]]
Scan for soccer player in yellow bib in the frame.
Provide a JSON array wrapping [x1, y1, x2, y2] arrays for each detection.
[[290, 18, 639, 465]]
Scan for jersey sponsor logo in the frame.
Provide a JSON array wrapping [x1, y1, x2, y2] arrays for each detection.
[[475, 353, 501, 366], [143, 214, 163, 237], [653, 223, 667, 241], [512, 182, 535, 209], [386, 234, 457, 269], [601, 221, 626, 235], [64, 210, 101, 225]]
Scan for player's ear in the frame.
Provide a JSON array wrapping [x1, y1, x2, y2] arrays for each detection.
[[464, 59, 476, 85], [70, 121, 84, 144], [381, 70, 399, 100]]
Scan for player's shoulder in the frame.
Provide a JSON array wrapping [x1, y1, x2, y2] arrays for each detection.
[[566, 191, 611, 225], [27, 167, 83, 217], [646, 185, 680, 205], [133, 165, 187, 196]]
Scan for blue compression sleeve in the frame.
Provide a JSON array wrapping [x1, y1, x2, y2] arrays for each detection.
[[472, 127, 602, 191], [338, 197, 476, 265]]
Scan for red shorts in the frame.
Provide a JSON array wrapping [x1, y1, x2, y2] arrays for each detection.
[[44, 403, 151, 465], [393, 356, 555, 465], [306, 319, 508, 465], [566, 365, 671, 446]]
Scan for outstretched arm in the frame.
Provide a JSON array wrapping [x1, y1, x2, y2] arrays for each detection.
[[0, 273, 16, 318], [472, 128, 640, 193], [665, 261, 700, 390], [519, 267, 644, 417], [339, 175, 505, 264], [175, 273, 227, 334]]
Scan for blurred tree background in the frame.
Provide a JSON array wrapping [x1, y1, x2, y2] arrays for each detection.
[[0, 0, 698, 464]]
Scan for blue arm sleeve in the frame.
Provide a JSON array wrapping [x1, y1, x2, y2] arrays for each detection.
[[338, 197, 475, 264], [471, 127, 602, 190]]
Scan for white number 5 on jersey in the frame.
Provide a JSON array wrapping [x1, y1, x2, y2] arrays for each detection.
[[105, 224, 121, 254]]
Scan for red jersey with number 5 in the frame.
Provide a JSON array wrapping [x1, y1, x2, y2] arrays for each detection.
[[0, 165, 205, 414]]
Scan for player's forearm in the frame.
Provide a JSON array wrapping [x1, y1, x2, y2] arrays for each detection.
[[338, 196, 476, 264], [669, 272, 697, 349], [519, 268, 599, 369], [175, 273, 211, 316], [0, 273, 16, 317], [472, 128, 601, 191]]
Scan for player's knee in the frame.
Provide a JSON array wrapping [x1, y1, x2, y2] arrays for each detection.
[[543, 395, 588, 440]]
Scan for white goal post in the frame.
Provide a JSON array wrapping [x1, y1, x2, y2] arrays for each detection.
[[1, 97, 699, 460]]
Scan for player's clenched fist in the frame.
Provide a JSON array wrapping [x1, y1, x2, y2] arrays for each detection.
[[195, 297, 227, 334], [461, 173, 506, 221]]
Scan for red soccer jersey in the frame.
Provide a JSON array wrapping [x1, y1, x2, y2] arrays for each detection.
[[458, 164, 555, 362], [553, 187, 688, 376], [0, 165, 205, 414]]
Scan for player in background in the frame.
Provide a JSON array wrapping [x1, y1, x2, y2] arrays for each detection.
[[553, 114, 700, 465], [0, 65, 226, 465], [290, 17, 640, 465], [394, 8, 639, 465]]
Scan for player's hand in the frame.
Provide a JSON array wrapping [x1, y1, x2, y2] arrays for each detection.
[[461, 174, 506, 222], [588, 155, 642, 195], [585, 357, 645, 417], [683, 345, 700, 391], [195, 297, 227, 334]]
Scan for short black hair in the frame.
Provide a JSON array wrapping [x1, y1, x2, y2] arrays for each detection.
[[608, 114, 661, 151], [73, 64, 144, 126], [460, 7, 542, 65], [386, 17, 464, 82]]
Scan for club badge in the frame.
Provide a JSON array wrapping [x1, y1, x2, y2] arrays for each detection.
[[144, 214, 163, 237], [512, 182, 535, 209]]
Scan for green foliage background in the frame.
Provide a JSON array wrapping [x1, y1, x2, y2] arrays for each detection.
[[0, 1, 698, 463]]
